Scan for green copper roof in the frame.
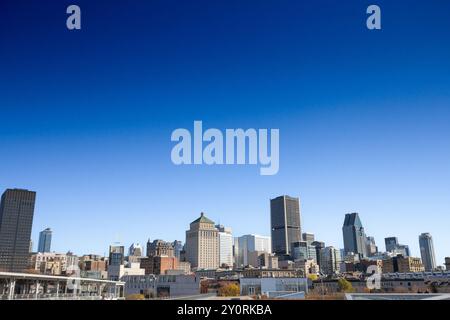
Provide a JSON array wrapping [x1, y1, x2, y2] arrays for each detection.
[[191, 212, 214, 224]]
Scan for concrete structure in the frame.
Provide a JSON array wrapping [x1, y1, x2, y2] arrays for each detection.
[[122, 274, 156, 297], [235, 234, 271, 267], [382, 256, 425, 273], [146, 239, 174, 257], [0, 271, 124, 300], [156, 274, 201, 298], [185, 213, 219, 270], [365, 236, 378, 257], [270, 195, 301, 256], [320, 246, 341, 276], [216, 225, 233, 268], [445, 257, 450, 271], [30, 252, 79, 275], [128, 243, 143, 257], [240, 277, 308, 298], [292, 241, 316, 261], [247, 251, 278, 269], [140, 256, 178, 275], [302, 232, 315, 244], [109, 245, 124, 266], [294, 259, 320, 276], [419, 233, 436, 272], [385, 236, 410, 257], [0, 189, 36, 272], [38, 228, 52, 253], [342, 212, 367, 258], [172, 240, 183, 259], [80, 255, 107, 271], [124, 274, 199, 298], [108, 262, 145, 281], [311, 241, 325, 267]]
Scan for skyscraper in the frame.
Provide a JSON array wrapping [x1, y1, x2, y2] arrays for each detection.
[[445, 257, 450, 271], [38, 228, 52, 253], [235, 234, 271, 267], [311, 241, 325, 267], [270, 195, 301, 256], [365, 236, 378, 257], [385, 237, 399, 252], [216, 225, 233, 268], [320, 246, 341, 276], [385, 236, 410, 257], [419, 233, 436, 272], [342, 212, 367, 258], [0, 189, 36, 272], [185, 212, 219, 270], [172, 240, 183, 259]]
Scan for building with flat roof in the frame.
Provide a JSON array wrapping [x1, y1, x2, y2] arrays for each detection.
[[0, 189, 36, 272]]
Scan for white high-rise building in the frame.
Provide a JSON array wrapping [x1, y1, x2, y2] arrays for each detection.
[[216, 225, 233, 268], [235, 234, 271, 267]]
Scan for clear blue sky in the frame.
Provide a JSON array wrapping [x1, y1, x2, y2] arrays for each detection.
[[1, 0, 449, 264]]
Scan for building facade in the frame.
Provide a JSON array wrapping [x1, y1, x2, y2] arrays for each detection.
[[0, 189, 36, 272], [146, 239, 174, 257], [320, 246, 341, 276], [382, 256, 425, 273], [235, 234, 271, 267], [342, 212, 367, 258], [216, 225, 233, 268], [185, 213, 219, 270], [37, 228, 52, 253], [419, 233, 436, 272], [270, 195, 301, 257]]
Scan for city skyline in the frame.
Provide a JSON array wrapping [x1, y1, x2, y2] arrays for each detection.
[[6, 186, 447, 268], [2, 0, 450, 268]]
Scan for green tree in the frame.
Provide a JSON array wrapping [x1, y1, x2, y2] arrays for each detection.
[[337, 278, 354, 293]]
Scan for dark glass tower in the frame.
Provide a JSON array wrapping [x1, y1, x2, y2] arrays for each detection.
[[270, 195, 301, 256], [342, 212, 367, 258], [419, 233, 436, 272], [0, 189, 36, 272], [38, 227, 52, 253]]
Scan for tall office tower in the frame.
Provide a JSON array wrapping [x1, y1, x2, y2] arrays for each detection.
[[109, 245, 125, 266], [320, 246, 341, 276], [128, 243, 143, 257], [185, 212, 219, 270], [172, 240, 183, 259], [38, 228, 52, 253], [385, 237, 399, 252], [0, 189, 36, 272], [146, 239, 174, 257], [445, 257, 450, 271], [270, 195, 301, 256], [216, 225, 233, 268], [366, 236, 378, 257], [419, 233, 437, 272], [385, 236, 410, 257], [302, 232, 315, 244], [235, 234, 271, 267], [342, 212, 367, 258], [311, 241, 325, 267]]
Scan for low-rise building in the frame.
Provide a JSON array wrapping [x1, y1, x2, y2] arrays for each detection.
[[140, 256, 178, 275], [383, 256, 425, 273], [240, 277, 308, 297]]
